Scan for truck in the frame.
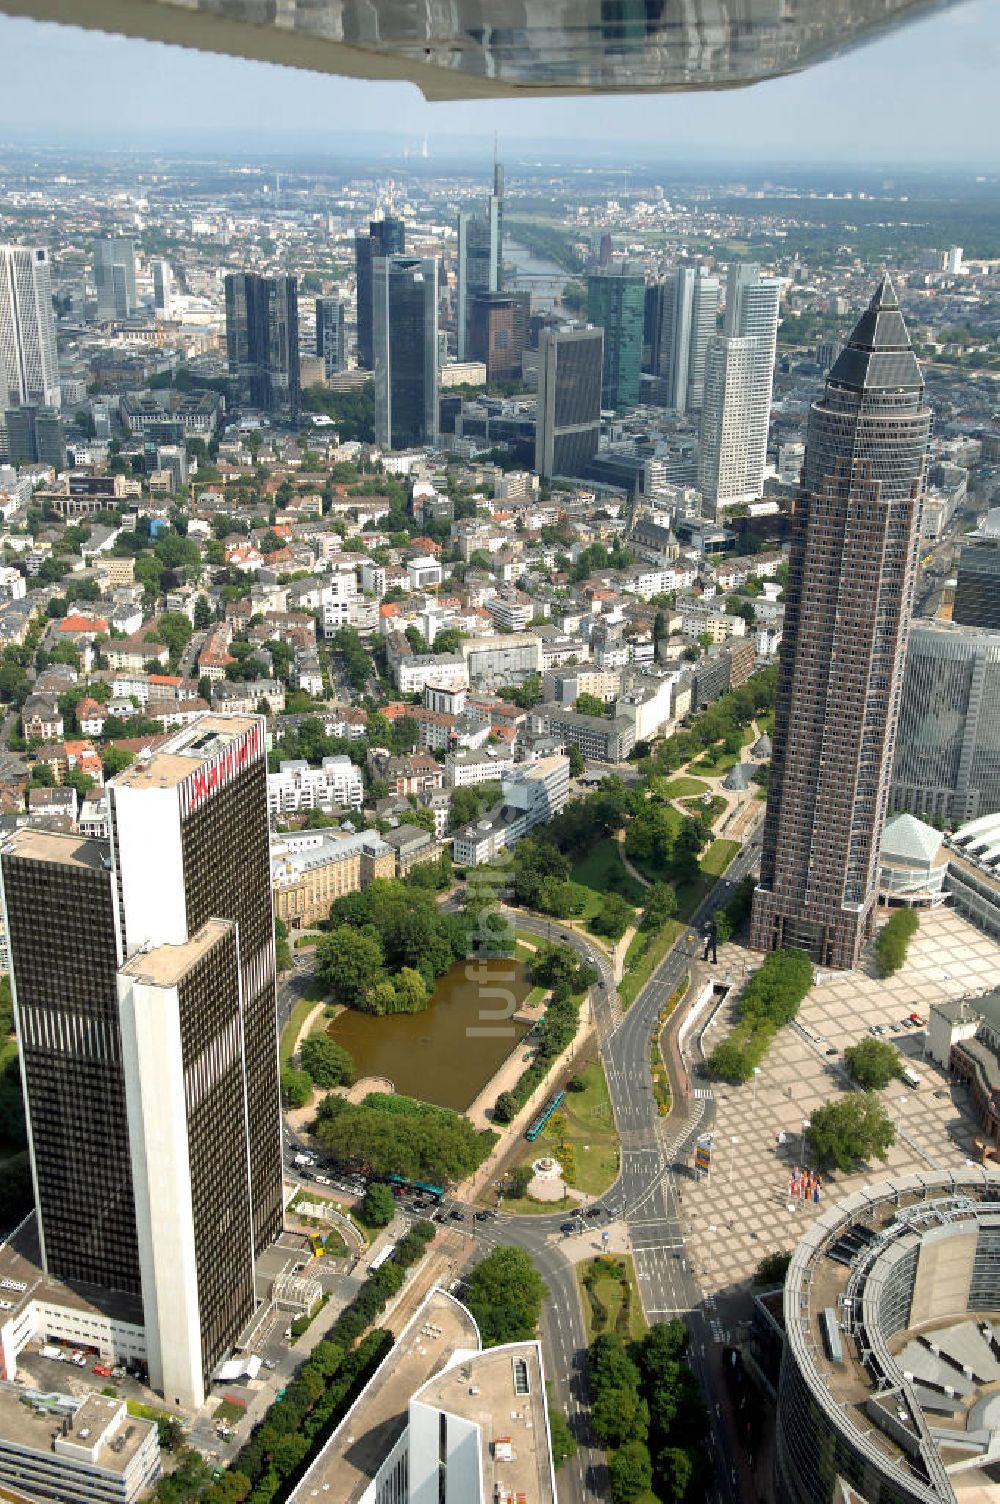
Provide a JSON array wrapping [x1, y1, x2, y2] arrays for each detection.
[[901, 1066, 922, 1090], [40, 1345, 64, 1361], [293, 1153, 315, 1168]]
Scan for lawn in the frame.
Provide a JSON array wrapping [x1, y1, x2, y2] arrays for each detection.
[[214, 1399, 246, 1424], [577, 1254, 647, 1343], [619, 918, 684, 1010], [524, 985, 548, 1008], [539, 1058, 618, 1196], [279, 994, 321, 1067], [701, 839, 740, 878], [571, 839, 646, 909], [662, 776, 711, 798], [681, 794, 727, 823], [690, 745, 741, 778]]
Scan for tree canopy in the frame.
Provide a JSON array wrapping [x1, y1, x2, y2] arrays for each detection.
[[462, 1245, 548, 1346], [806, 1093, 896, 1173]]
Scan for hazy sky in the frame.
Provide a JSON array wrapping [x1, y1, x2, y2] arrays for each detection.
[[0, 1, 997, 164]]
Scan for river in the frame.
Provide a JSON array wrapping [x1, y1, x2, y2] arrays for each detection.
[[503, 239, 568, 310], [326, 957, 533, 1113]]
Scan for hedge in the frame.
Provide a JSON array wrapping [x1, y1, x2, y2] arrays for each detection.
[[875, 909, 919, 976], [705, 947, 812, 1083]]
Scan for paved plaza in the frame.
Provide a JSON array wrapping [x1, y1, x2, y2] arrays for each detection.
[[678, 907, 1000, 1304]]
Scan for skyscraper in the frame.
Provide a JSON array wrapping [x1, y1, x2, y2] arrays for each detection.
[[4, 404, 65, 470], [657, 267, 720, 412], [535, 324, 603, 481], [0, 245, 60, 411], [953, 509, 1000, 631], [0, 715, 282, 1408], [468, 289, 530, 384], [372, 255, 438, 451], [355, 215, 405, 370], [94, 237, 137, 322], [698, 263, 781, 511], [224, 272, 300, 419], [750, 277, 931, 970], [316, 294, 346, 376], [456, 162, 504, 361], [152, 259, 173, 318], [586, 272, 644, 411]]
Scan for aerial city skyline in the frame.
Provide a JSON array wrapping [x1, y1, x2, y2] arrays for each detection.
[[0, 8, 996, 1504]]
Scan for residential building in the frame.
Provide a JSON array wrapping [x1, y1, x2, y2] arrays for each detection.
[[211, 679, 285, 716], [372, 256, 438, 451], [224, 273, 300, 420], [656, 266, 720, 413], [953, 509, 1000, 631], [891, 620, 1000, 825], [94, 237, 137, 322], [315, 294, 346, 377], [445, 745, 514, 787], [586, 272, 644, 411], [456, 165, 503, 361], [370, 750, 444, 797], [354, 214, 405, 371], [751, 278, 930, 970], [271, 827, 394, 929], [406, 555, 443, 591], [0, 244, 60, 410], [395, 652, 469, 695], [21, 693, 63, 741], [0, 715, 282, 1410], [381, 823, 443, 877], [452, 755, 570, 866], [461, 632, 543, 684], [266, 756, 363, 815], [535, 325, 603, 481]]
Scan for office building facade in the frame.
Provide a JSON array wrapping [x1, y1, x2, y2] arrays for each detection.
[[953, 509, 1000, 631], [456, 164, 503, 361], [315, 295, 346, 376], [891, 620, 1000, 825], [534, 324, 603, 480], [586, 272, 644, 411], [699, 262, 781, 511], [0, 245, 61, 411], [354, 215, 405, 370], [224, 273, 300, 419], [372, 255, 438, 451], [467, 289, 529, 384], [94, 238, 137, 322], [4, 405, 65, 471], [657, 266, 720, 412], [750, 277, 930, 970], [0, 716, 282, 1408], [152, 259, 173, 318]]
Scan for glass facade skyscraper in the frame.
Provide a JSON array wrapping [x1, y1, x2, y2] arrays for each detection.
[[586, 272, 644, 411], [94, 236, 137, 322], [657, 266, 720, 412], [0, 244, 61, 411], [372, 255, 438, 451], [750, 277, 931, 970], [355, 215, 405, 370], [953, 510, 1000, 631], [224, 272, 300, 419], [535, 324, 603, 480]]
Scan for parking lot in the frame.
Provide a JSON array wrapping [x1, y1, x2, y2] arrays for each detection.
[[680, 907, 1000, 1306]]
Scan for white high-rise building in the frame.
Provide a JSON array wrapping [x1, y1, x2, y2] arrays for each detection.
[[658, 266, 720, 412], [698, 264, 781, 512], [946, 245, 964, 275], [152, 259, 173, 318], [0, 245, 61, 411], [94, 237, 137, 322]]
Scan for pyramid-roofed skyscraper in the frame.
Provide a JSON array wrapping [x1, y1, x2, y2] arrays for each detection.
[[750, 276, 931, 971]]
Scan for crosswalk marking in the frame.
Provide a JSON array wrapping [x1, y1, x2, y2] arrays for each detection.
[[693, 1088, 714, 1099]]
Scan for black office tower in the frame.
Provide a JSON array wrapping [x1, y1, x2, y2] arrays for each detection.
[[224, 272, 300, 419], [355, 215, 405, 370], [372, 255, 438, 451], [953, 512, 1000, 631]]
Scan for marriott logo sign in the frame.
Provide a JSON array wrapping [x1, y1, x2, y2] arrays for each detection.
[[179, 723, 262, 816]]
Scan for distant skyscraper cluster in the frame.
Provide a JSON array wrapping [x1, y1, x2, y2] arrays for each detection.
[[751, 277, 930, 970]]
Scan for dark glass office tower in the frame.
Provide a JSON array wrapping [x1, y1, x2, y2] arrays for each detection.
[[372, 255, 438, 450], [355, 215, 405, 370], [468, 290, 530, 383], [1, 715, 282, 1409], [535, 325, 603, 480], [586, 272, 644, 410], [224, 272, 300, 419], [953, 512, 1000, 631], [315, 294, 346, 375], [750, 277, 931, 970]]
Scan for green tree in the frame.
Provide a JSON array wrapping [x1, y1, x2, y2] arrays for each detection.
[[280, 1066, 312, 1108], [753, 1250, 792, 1286], [806, 1093, 896, 1173], [493, 1090, 518, 1124], [193, 594, 213, 630], [609, 1441, 653, 1503], [575, 691, 606, 718], [568, 744, 585, 777], [844, 1038, 904, 1090], [641, 882, 678, 932], [874, 909, 920, 976], [463, 1246, 547, 1346], [316, 925, 385, 1006], [299, 1033, 356, 1088], [547, 1391, 577, 1469], [591, 891, 633, 942], [156, 611, 193, 667], [359, 1182, 396, 1228], [506, 1163, 533, 1198], [657, 1446, 694, 1501], [273, 915, 292, 972]]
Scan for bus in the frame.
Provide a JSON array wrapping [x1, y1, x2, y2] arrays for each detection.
[[387, 1173, 445, 1202], [525, 1089, 566, 1142]]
